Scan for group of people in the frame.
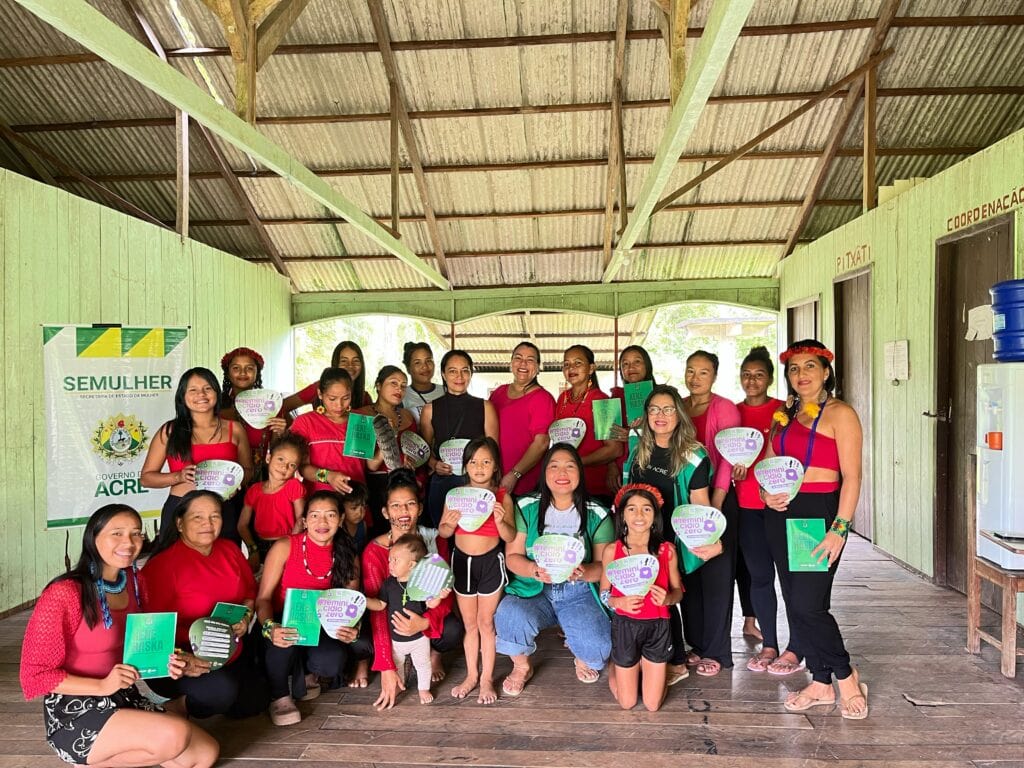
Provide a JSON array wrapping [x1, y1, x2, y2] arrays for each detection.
[[21, 336, 868, 768]]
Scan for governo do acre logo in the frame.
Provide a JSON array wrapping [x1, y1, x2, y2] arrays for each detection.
[[91, 413, 149, 464]]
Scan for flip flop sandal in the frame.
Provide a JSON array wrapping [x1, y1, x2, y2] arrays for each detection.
[[747, 651, 778, 672], [574, 659, 600, 684], [767, 657, 806, 676], [695, 658, 721, 677], [784, 690, 837, 712], [501, 667, 533, 697], [840, 683, 869, 720]]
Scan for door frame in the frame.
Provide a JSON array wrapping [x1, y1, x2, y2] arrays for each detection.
[[785, 294, 821, 344], [932, 213, 1015, 587]]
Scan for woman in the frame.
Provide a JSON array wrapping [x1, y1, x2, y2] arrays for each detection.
[[219, 347, 292, 474], [141, 367, 253, 542], [256, 491, 372, 725], [420, 350, 500, 526], [20, 504, 218, 768], [732, 346, 790, 673], [495, 444, 614, 696], [357, 366, 419, 535], [401, 341, 445, 424], [362, 469, 464, 711], [142, 491, 267, 718], [295, 340, 372, 410], [607, 345, 656, 494], [624, 384, 719, 683], [762, 339, 867, 719], [555, 344, 622, 503], [489, 342, 556, 495]]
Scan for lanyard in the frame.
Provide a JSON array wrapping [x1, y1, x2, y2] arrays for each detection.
[[780, 401, 826, 468]]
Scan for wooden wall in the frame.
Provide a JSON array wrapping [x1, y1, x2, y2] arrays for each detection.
[[0, 169, 293, 613], [779, 128, 1024, 579]]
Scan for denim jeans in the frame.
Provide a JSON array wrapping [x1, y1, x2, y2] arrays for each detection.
[[495, 582, 611, 670]]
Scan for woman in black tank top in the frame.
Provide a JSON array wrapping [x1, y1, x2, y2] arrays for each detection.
[[419, 351, 499, 526]]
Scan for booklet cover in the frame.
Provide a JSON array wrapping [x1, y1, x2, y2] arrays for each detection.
[[123, 612, 177, 679], [282, 588, 323, 646], [342, 413, 377, 459], [624, 380, 654, 423], [210, 602, 249, 625], [592, 398, 623, 440], [786, 518, 829, 572]]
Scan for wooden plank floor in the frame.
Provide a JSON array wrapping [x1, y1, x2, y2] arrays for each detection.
[[1, 536, 1022, 768]]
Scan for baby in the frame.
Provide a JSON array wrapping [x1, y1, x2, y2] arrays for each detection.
[[366, 533, 444, 703]]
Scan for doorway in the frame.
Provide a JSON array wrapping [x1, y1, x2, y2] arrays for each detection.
[[934, 216, 1014, 595], [834, 270, 873, 540], [787, 298, 818, 345]]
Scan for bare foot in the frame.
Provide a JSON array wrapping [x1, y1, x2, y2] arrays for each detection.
[[430, 651, 446, 683], [477, 679, 498, 705], [348, 659, 370, 688], [451, 675, 479, 699], [419, 690, 434, 704], [742, 617, 763, 641]]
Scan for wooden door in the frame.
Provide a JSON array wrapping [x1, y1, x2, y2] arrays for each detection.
[[934, 218, 1013, 594], [787, 300, 818, 344], [834, 271, 873, 540]]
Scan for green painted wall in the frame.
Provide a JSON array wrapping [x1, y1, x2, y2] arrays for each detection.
[[0, 169, 292, 613], [779, 128, 1024, 578]]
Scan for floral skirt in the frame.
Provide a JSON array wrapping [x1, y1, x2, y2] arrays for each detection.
[[43, 685, 161, 764]]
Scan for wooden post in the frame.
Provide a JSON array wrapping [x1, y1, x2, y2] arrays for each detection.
[[175, 111, 189, 237], [613, 315, 620, 388], [449, 320, 455, 350], [390, 81, 400, 235], [863, 66, 877, 211]]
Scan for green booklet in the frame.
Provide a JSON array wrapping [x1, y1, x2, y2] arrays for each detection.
[[786, 518, 829, 572], [282, 588, 323, 646], [624, 381, 654, 423], [210, 602, 249, 625], [342, 413, 377, 459], [123, 612, 177, 679], [592, 398, 622, 440]]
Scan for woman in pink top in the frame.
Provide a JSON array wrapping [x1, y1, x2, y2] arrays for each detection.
[[20, 504, 218, 768], [489, 342, 555, 496]]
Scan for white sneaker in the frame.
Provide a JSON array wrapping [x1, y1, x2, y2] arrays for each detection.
[[299, 673, 321, 701], [269, 696, 301, 726]]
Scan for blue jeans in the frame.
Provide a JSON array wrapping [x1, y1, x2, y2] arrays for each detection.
[[495, 582, 611, 670]]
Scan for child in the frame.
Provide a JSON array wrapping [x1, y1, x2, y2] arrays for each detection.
[[438, 437, 515, 704], [340, 482, 369, 554], [365, 533, 444, 704], [238, 433, 308, 570], [601, 483, 683, 712]]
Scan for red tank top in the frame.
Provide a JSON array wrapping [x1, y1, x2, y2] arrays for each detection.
[[167, 421, 238, 471], [274, 532, 334, 614], [771, 412, 841, 492], [455, 487, 506, 537], [610, 540, 674, 620]]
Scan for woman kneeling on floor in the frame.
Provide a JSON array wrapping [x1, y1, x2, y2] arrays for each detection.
[[20, 504, 218, 768], [495, 443, 614, 696]]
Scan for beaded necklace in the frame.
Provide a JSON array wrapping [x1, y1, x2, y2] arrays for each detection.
[[301, 534, 332, 581]]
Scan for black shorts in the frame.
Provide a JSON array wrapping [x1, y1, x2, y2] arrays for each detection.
[[451, 543, 507, 597], [611, 614, 674, 667], [43, 686, 162, 764]]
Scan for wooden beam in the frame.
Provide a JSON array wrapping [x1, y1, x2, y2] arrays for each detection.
[[669, 0, 691, 103], [389, 81, 400, 235], [0, 119, 55, 183], [256, 0, 312, 69], [863, 66, 877, 211], [366, 0, 449, 280], [783, 0, 902, 256], [602, 0, 630, 268], [603, 0, 755, 284], [175, 112, 189, 236], [4, 16, 1022, 69], [652, 48, 893, 213], [11, 0, 448, 288]]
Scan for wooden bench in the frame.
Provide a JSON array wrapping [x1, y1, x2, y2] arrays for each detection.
[[967, 553, 1024, 678]]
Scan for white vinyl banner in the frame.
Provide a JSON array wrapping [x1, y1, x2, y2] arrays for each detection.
[[43, 326, 189, 528]]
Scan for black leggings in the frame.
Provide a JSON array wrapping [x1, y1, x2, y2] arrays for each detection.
[[264, 627, 373, 700], [147, 638, 267, 718], [738, 505, 781, 651], [429, 611, 465, 655], [764, 490, 851, 684], [681, 489, 739, 667]]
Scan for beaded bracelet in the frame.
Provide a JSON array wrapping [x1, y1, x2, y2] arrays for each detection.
[[261, 619, 279, 640], [315, 467, 329, 483], [599, 589, 611, 608], [829, 517, 850, 539]]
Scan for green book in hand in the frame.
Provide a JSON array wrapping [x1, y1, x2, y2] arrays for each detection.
[[624, 381, 654, 423], [282, 588, 323, 646], [786, 518, 829, 572], [210, 602, 249, 625], [343, 413, 377, 459], [592, 398, 622, 440], [123, 612, 177, 679]]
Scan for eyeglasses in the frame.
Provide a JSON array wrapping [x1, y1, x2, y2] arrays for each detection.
[[647, 405, 678, 416]]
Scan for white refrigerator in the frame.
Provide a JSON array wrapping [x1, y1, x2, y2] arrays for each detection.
[[976, 362, 1024, 569]]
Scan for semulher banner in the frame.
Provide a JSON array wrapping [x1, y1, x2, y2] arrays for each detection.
[[42, 325, 189, 528]]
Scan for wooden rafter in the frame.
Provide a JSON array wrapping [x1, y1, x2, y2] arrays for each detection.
[[652, 48, 893, 213], [863, 67, 877, 211], [366, 0, 449, 280], [602, 0, 630, 268], [175, 111, 189, 236], [0, 119, 55, 183], [782, 0, 903, 256], [602, 0, 755, 284], [3, 15, 1021, 69], [669, 1, 692, 103], [256, 0, 312, 68]]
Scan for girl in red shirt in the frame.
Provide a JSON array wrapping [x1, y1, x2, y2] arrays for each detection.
[[437, 437, 517, 705], [294, 341, 372, 411], [238, 433, 308, 569], [601, 485, 683, 712], [20, 504, 218, 768]]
